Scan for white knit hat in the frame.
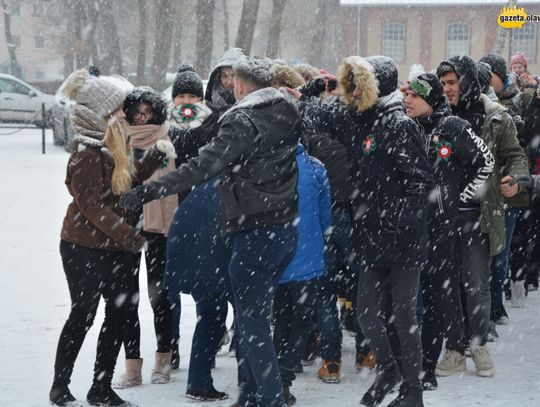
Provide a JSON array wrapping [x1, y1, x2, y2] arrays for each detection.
[[63, 69, 125, 118]]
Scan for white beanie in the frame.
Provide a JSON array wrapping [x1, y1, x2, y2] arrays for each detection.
[[63, 69, 125, 118]]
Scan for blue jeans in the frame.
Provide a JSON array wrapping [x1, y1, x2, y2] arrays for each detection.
[[229, 225, 296, 407], [490, 207, 519, 321], [187, 291, 228, 390]]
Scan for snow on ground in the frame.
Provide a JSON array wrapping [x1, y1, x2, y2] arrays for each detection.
[[1, 129, 540, 407]]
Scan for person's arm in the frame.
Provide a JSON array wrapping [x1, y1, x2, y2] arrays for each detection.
[[71, 149, 145, 252], [132, 144, 170, 182], [316, 163, 332, 233], [169, 113, 217, 165], [298, 97, 352, 145], [120, 112, 256, 210], [456, 126, 495, 203]]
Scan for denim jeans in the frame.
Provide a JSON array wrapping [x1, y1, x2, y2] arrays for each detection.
[[229, 225, 296, 407]]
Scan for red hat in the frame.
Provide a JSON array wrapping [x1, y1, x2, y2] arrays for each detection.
[[511, 52, 528, 68]]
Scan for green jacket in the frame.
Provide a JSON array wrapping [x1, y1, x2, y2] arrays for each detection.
[[479, 94, 530, 256]]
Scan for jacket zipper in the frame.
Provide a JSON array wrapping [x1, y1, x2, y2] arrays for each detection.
[[437, 185, 444, 214]]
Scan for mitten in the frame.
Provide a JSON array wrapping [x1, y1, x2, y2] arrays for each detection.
[[156, 139, 177, 160]]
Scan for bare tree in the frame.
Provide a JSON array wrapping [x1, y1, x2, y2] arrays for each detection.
[[136, 0, 147, 84], [151, 0, 175, 90], [307, 0, 327, 67], [235, 0, 259, 54], [194, 0, 215, 79], [1, 0, 21, 77], [222, 0, 230, 51], [266, 0, 286, 59]]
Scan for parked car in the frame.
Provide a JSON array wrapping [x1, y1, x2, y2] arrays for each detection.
[[51, 74, 134, 151], [0, 73, 55, 127]]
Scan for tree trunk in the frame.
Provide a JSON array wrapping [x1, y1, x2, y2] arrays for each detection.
[[151, 0, 175, 90], [307, 0, 327, 67], [1, 0, 21, 77], [194, 0, 215, 79], [98, 0, 123, 75], [85, 1, 100, 69], [136, 0, 147, 84], [222, 0, 229, 51], [266, 0, 286, 59], [235, 0, 259, 54]]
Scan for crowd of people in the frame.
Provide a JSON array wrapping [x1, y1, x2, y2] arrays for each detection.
[[47, 47, 540, 407]]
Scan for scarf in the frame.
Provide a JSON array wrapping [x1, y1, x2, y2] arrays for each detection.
[[169, 102, 212, 131], [129, 122, 178, 235], [71, 104, 106, 140]]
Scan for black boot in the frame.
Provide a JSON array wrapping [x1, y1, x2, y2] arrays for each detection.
[[171, 343, 180, 370], [49, 386, 77, 406], [387, 382, 424, 407], [360, 361, 401, 406], [87, 383, 132, 406], [421, 368, 438, 391], [283, 386, 297, 406]]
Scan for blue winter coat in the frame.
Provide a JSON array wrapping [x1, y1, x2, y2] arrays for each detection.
[[164, 178, 233, 302], [279, 145, 332, 283]]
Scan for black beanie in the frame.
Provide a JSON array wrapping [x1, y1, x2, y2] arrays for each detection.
[[479, 53, 508, 82], [172, 65, 204, 100], [407, 73, 444, 109], [476, 61, 493, 94]]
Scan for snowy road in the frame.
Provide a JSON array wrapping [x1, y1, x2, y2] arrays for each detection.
[[1, 129, 540, 407]]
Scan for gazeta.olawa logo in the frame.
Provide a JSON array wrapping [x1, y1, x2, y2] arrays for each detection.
[[498, 3, 540, 29]]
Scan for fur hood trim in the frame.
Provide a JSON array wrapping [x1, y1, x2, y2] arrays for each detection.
[[337, 56, 379, 112], [480, 93, 506, 116]]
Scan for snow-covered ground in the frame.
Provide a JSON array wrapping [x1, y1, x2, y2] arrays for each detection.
[[1, 129, 540, 407]]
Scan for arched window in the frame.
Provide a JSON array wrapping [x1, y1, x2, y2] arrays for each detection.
[[382, 22, 406, 63], [512, 24, 537, 61], [447, 22, 470, 58]]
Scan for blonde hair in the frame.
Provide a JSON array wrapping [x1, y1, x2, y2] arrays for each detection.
[[103, 117, 135, 195]]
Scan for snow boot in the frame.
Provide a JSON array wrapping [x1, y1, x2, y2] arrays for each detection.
[[387, 381, 424, 407], [471, 345, 495, 377], [113, 358, 142, 389], [49, 385, 78, 406], [435, 350, 466, 376], [171, 344, 180, 370], [360, 361, 401, 406], [87, 383, 133, 407], [356, 351, 376, 370], [421, 368, 437, 391], [151, 351, 172, 384], [317, 359, 341, 383], [185, 387, 229, 401], [283, 386, 296, 406]]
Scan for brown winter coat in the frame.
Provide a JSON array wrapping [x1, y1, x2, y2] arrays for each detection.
[[61, 134, 165, 252]]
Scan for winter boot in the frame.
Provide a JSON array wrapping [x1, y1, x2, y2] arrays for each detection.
[[185, 387, 229, 401], [486, 321, 499, 342], [471, 345, 496, 377], [171, 344, 180, 370], [421, 368, 437, 391], [356, 351, 376, 370], [435, 350, 466, 377], [511, 280, 527, 308], [387, 381, 424, 407], [283, 386, 297, 406], [113, 358, 142, 389], [87, 383, 133, 407], [150, 351, 172, 384], [317, 359, 341, 383], [49, 385, 78, 406], [360, 361, 401, 406]]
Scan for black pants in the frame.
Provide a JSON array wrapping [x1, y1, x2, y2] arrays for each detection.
[[357, 265, 421, 386], [52, 240, 139, 388], [123, 232, 172, 357]]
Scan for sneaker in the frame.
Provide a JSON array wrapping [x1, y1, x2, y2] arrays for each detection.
[[471, 345, 495, 377], [49, 386, 79, 406], [511, 280, 527, 308], [360, 361, 401, 406], [387, 381, 424, 407], [421, 369, 437, 391], [495, 315, 510, 325], [317, 359, 342, 384], [486, 321, 499, 342], [87, 384, 133, 406], [283, 386, 296, 406], [435, 350, 466, 377], [355, 351, 376, 370], [185, 388, 229, 401]]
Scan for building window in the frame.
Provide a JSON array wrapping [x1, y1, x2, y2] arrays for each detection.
[[382, 22, 406, 63], [33, 3, 44, 17], [11, 35, 21, 48], [35, 35, 45, 49], [512, 24, 537, 61], [11, 2, 20, 17], [35, 66, 46, 81], [447, 22, 470, 58]]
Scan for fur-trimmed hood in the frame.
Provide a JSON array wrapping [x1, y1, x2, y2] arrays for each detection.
[[123, 88, 168, 126], [338, 56, 379, 112], [274, 64, 305, 88]]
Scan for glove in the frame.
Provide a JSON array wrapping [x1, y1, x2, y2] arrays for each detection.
[[299, 78, 326, 98], [509, 174, 535, 189], [156, 139, 177, 160], [119, 185, 145, 212]]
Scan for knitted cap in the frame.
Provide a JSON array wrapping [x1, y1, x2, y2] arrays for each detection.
[[63, 69, 125, 118], [511, 51, 528, 68], [172, 65, 204, 100], [479, 53, 508, 82], [406, 73, 444, 109]]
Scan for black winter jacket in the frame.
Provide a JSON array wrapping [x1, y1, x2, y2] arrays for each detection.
[[135, 87, 301, 235]]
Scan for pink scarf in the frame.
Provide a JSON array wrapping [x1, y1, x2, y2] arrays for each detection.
[[129, 123, 178, 236]]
